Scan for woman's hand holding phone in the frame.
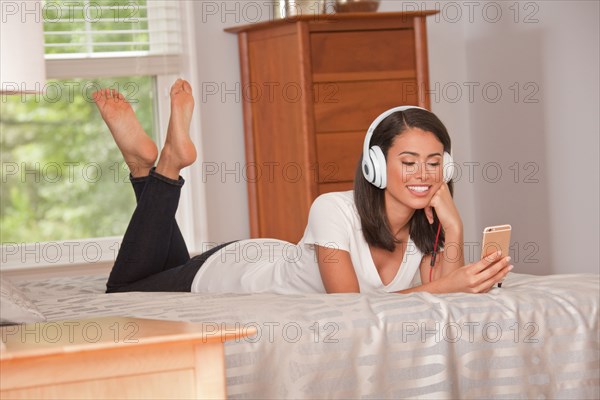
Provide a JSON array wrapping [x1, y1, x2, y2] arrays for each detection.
[[437, 251, 513, 293], [421, 183, 513, 293], [419, 214, 514, 292]]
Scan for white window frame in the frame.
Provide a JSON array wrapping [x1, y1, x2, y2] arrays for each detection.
[[1, 1, 206, 274]]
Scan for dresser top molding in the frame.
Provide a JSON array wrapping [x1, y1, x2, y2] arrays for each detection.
[[224, 10, 439, 34]]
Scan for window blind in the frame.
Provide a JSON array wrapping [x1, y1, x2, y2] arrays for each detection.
[[42, 0, 182, 78], [43, 0, 181, 57]]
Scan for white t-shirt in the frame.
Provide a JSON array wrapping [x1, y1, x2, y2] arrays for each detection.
[[191, 191, 423, 294]]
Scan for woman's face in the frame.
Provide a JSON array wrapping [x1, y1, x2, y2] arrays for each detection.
[[385, 127, 445, 210]]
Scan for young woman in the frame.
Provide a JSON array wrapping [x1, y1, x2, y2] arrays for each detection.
[[96, 79, 512, 295]]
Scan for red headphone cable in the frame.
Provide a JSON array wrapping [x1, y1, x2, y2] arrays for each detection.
[[429, 222, 442, 283]]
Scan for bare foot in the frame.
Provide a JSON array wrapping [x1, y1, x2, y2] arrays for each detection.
[[156, 79, 197, 179], [93, 89, 158, 177]]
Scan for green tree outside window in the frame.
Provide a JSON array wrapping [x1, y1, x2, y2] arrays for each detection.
[[1, 76, 156, 243]]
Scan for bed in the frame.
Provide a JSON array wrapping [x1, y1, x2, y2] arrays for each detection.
[[6, 271, 600, 399]]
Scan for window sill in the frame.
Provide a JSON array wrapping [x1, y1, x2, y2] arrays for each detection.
[[1, 259, 113, 282], [1, 237, 119, 282]]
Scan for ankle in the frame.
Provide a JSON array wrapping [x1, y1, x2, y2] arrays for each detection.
[[155, 162, 181, 181], [128, 162, 154, 178], [155, 148, 182, 180]]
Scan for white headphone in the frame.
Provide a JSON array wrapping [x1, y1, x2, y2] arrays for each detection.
[[362, 106, 455, 189]]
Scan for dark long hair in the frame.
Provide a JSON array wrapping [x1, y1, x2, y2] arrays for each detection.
[[354, 108, 454, 254]]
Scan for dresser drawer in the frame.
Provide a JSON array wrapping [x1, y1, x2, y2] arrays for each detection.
[[311, 29, 416, 76], [314, 79, 419, 133], [315, 131, 363, 183]]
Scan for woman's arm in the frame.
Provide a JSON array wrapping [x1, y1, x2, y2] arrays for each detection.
[[402, 251, 512, 294], [316, 244, 512, 294], [439, 225, 464, 278], [424, 183, 464, 278], [315, 245, 360, 293]]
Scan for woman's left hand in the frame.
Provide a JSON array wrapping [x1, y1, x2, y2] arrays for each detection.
[[424, 183, 462, 233]]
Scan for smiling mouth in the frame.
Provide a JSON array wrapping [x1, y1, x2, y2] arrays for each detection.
[[407, 185, 431, 195]]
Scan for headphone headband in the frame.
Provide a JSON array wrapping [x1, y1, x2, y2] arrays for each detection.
[[362, 106, 427, 188], [362, 106, 427, 165]]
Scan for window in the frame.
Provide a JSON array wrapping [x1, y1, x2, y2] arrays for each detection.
[[1, 0, 198, 268]]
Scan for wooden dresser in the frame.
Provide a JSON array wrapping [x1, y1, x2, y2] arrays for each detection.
[[226, 11, 437, 243], [1, 316, 255, 399]]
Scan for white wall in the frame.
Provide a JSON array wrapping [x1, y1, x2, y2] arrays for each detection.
[[460, 1, 599, 274], [191, 0, 599, 274], [191, 0, 271, 246]]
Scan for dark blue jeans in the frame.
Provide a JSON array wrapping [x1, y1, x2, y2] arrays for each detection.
[[106, 168, 233, 293]]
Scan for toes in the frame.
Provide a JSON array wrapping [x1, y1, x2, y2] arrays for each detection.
[[95, 88, 127, 103], [182, 80, 192, 94], [170, 79, 184, 95], [170, 79, 193, 95], [92, 90, 110, 106]]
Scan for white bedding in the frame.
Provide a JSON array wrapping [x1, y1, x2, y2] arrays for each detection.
[[17, 272, 600, 399]]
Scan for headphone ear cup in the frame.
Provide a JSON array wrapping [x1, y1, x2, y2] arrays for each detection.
[[443, 151, 455, 183], [370, 146, 387, 189], [362, 153, 375, 184]]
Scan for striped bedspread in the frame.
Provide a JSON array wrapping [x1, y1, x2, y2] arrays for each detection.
[[18, 272, 600, 399]]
